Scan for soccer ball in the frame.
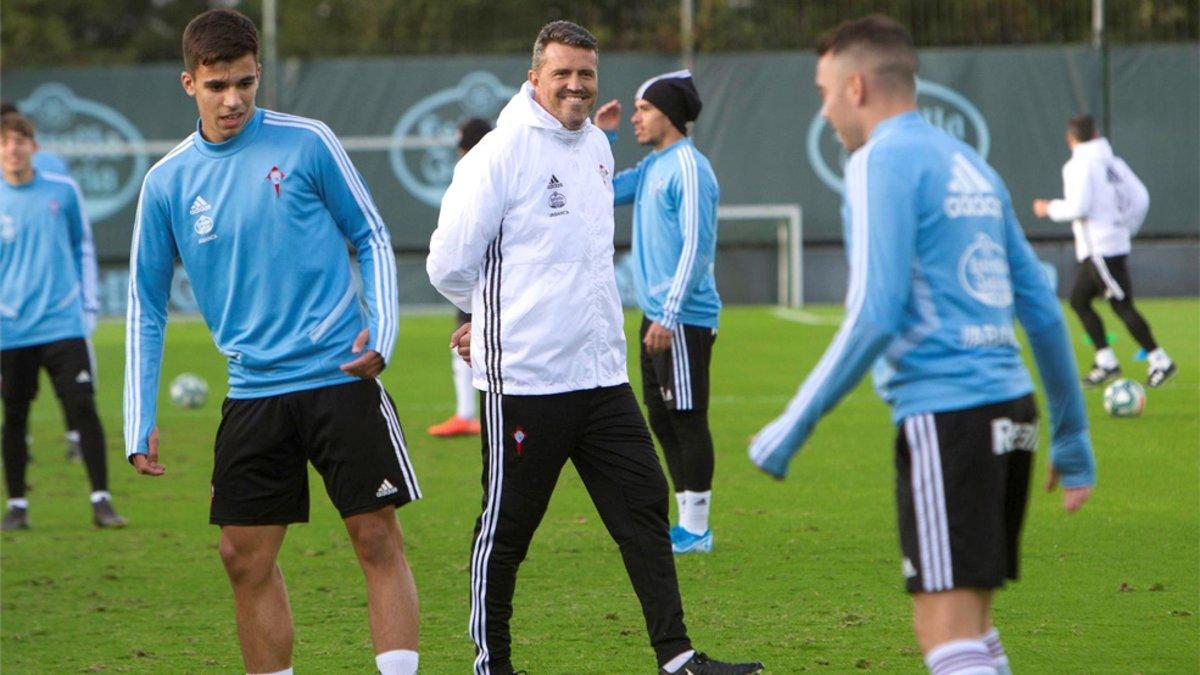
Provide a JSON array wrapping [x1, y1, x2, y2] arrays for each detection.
[[1103, 378, 1145, 417], [169, 373, 208, 410]]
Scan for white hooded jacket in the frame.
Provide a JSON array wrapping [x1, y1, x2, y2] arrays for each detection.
[[1048, 137, 1148, 261], [427, 82, 628, 395]]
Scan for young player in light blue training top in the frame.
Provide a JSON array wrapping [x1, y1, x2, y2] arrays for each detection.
[[748, 16, 1095, 675], [594, 70, 722, 554], [123, 9, 420, 675], [1, 111, 125, 531]]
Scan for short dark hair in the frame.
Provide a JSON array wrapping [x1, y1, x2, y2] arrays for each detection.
[[0, 101, 18, 117], [816, 14, 917, 90], [1067, 114, 1097, 142], [1, 112, 36, 139], [458, 118, 493, 153], [183, 8, 259, 72], [531, 21, 598, 71]]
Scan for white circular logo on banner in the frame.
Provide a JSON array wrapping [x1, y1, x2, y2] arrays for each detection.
[[18, 83, 149, 222], [389, 72, 515, 208], [806, 77, 991, 195]]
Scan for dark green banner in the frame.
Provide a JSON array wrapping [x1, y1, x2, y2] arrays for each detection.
[[5, 45, 1196, 260]]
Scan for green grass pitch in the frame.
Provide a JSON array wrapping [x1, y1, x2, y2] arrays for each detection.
[[2, 300, 1196, 673]]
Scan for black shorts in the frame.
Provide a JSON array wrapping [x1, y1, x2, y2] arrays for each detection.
[[1073, 254, 1134, 302], [895, 394, 1036, 593], [1, 337, 96, 401], [639, 316, 716, 411], [210, 379, 422, 526]]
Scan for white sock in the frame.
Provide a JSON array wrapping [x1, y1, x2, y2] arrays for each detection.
[[674, 492, 687, 524], [924, 639, 996, 675], [8, 498, 29, 510], [681, 490, 711, 535], [1095, 347, 1118, 369], [66, 430, 81, 443], [375, 649, 419, 675], [661, 649, 696, 673], [1148, 348, 1172, 370], [453, 356, 476, 420], [90, 491, 111, 504], [981, 628, 1010, 675], [249, 668, 292, 675]]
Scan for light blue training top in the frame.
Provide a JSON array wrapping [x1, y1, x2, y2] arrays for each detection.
[[613, 137, 722, 330], [1, 170, 98, 349], [749, 111, 1095, 489], [124, 108, 398, 457]]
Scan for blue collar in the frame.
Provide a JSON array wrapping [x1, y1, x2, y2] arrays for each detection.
[[193, 108, 265, 157], [649, 136, 693, 160], [870, 109, 924, 140]]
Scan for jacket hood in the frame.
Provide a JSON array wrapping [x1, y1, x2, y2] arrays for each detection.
[[497, 81, 592, 142], [1073, 136, 1113, 161]]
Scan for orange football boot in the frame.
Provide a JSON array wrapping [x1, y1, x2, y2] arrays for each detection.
[[428, 415, 481, 437]]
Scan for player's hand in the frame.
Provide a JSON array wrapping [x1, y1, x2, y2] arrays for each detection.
[[131, 426, 166, 476], [593, 99, 621, 131], [451, 322, 472, 366], [1032, 199, 1051, 218], [339, 329, 384, 379], [643, 321, 673, 355], [1045, 467, 1092, 512]]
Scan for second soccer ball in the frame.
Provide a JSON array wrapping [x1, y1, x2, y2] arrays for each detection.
[[169, 373, 209, 410], [1103, 379, 1145, 418]]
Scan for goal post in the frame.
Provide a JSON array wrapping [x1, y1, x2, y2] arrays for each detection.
[[717, 203, 803, 308]]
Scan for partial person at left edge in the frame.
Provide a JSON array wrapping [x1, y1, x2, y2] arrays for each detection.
[[2, 99, 87, 464], [123, 9, 421, 675], [0, 111, 126, 530], [0, 101, 71, 176]]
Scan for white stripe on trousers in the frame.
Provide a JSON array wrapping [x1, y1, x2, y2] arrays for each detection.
[[1090, 255, 1126, 301], [470, 392, 503, 674], [374, 380, 422, 500], [671, 328, 693, 410], [905, 414, 954, 592]]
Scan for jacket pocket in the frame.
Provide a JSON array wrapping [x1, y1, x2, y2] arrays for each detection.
[[307, 282, 357, 344]]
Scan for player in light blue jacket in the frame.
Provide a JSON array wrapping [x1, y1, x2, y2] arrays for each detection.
[[124, 10, 420, 675], [749, 17, 1095, 675], [595, 71, 723, 554], [1, 111, 124, 531]]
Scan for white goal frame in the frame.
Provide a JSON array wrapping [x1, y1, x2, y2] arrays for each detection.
[[717, 203, 803, 308]]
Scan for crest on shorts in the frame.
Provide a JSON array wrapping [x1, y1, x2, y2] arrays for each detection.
[[513, 426, 526, 455]]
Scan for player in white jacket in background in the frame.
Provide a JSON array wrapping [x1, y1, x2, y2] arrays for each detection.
[[1033, 113, 1175, 388]]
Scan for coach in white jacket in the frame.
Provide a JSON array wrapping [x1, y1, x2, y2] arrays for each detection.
[[427, 20, 762, 675], [1033, 113, 1175, 388]]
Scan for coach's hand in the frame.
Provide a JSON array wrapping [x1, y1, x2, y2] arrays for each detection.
[[594, 100, 621, 131], [1032, 199, 1051, 218], [1045, 468, 1092, 513], [340, 329, 384, 379], [451, 322, 472, 366], [643, 321, 673, 355], [131, 426, 166, 476]]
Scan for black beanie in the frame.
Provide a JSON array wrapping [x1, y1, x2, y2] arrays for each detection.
[[458, 117, 493, 153], [636, 70, 702, 134]]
